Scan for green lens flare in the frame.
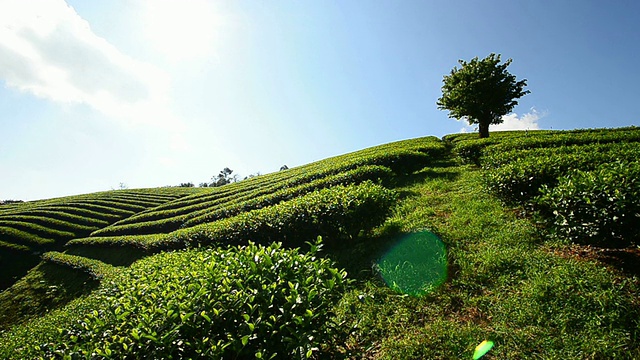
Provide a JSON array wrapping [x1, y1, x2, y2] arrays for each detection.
[[377, 231, 447, 296], [473, 340, 494, 360]]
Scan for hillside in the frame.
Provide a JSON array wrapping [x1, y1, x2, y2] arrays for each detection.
[[1, 128, 639, 358]]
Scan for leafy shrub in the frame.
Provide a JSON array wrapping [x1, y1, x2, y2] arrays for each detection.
[[452, 126, 640, 164], [0, 226, 55, 247], [483, 142, 640, 203], [94, 165, 395, 237], [183, 165, 394, 228], [43, 240, 349, 359], [536, 161, 640, 246], [41, 252, 115, 280], [69, 182, 397, 252]]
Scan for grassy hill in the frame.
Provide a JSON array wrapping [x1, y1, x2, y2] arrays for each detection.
[[1, 128, 639, 358]]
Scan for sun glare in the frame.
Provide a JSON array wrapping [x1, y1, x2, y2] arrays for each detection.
[[140, 0, 219, 62]]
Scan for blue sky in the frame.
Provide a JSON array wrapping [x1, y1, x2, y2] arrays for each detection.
[[1, 0, 638, 201]]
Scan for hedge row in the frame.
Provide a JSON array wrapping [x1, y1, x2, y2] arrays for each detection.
[[483, 142, 640, 203], [69, 182, 397, 252], [13, 241, 349, 359], [0, 226, 55, 247], [41, 252, 115, 280], [536, 161, 640, 246], [0, 221, 76, 240], [0, 215, 99, 236], [183, 165, 394, 229], [0, 239, 30, 252], [124, 136, 442, 219], [452, 126, 640, 164], [93, 165, 394, 237]]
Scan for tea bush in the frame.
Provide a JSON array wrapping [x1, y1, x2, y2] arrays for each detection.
[[537, 161, 640, 246], [41, 252, 115, 280], [69, 182, 397, 252], [41, 240, 349, 359], [483, 142, 640, 203], [452, 126, 640, 164], [94, 165, 394, 237]]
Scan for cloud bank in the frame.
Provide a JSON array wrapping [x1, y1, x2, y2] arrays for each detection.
[[460, 108, 546, 133], [0, 0, 171, 126]]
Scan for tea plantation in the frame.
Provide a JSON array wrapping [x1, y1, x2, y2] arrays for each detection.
[[1, 129, 639, 358]]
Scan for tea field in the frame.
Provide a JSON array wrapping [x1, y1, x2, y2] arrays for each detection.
[[0, 128, 639, 358]]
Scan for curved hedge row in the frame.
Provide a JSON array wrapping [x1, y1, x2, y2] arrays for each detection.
[[69, 182, 397, 252], [41, 252, 115, 280], [452, 126, 640, 164], [117, 136, 443, 224], [93, 165, 394, 237], [483, 142, 640, 203]]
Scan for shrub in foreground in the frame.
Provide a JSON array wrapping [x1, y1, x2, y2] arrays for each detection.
[[42, 240, 349, 359]]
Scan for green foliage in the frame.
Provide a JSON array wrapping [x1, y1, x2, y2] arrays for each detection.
[[0, 188, 195, 290], [70, 182, 397, 251], [0, 226, 55, 247], [0, 262, 103, 332], [437, 53, 529, 138], [95, 165, 394, 236], [483, 142, 640, 203], [452, 126, 640, 164], [41, 252, 115, 280], [31, 240, 350, 359], [537, 161, 640, 246]]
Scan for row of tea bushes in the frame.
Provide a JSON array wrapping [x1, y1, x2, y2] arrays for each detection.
[[41, 252, 115, 280], [483, 142, 640, 203], [0, 188, 197, 290], [93, 165, 394, 237], [537, 161, 640, 246], [68, 182, 397, 254], [0, 189, 195, 251], [472, 129, 640, 246], [115, 136, 443, 228], [2, 241, 349, 359], [450, 126, 640, 164]]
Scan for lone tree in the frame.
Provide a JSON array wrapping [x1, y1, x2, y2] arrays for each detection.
[[437, 53, 530, 138]]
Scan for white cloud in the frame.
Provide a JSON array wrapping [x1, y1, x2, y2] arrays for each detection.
[[459, 108, 546, 133], [0, 0, 176, 128]]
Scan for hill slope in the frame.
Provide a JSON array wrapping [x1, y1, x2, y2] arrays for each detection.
[[1, 129, 639, 358]]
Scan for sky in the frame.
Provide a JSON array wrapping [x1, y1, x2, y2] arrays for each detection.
[[1, 0, 639, 201]]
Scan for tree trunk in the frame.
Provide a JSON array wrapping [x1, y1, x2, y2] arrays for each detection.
[[478, 122, 490, 138]]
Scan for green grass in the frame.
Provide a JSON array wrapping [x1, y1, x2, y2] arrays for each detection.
[[0, 129, 639, 358], [331, 165, 640, 358]]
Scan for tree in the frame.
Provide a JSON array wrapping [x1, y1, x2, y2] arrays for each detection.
[[437, 53, 530, 138], [211, 167, 237, 187]]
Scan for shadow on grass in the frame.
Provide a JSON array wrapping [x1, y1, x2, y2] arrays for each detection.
[[392, 162, 461, 189], [0, 262, 99, 332], [327, 223, 448, 290], [65, 245, 150, 267], [595, 247, 640, 278]]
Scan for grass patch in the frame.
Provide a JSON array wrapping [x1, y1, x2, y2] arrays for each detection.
[[332, 164, 640, 358], [0, 262, 102, 332]]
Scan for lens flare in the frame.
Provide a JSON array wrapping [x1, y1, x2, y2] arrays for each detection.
[[377, 231, 447, 296], [473, 340, 494, 359]]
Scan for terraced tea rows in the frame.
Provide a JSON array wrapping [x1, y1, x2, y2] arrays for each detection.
[[447, 127, 640, 247], [2, 129, 640, 359], [0, 188, 202, 290], [83, 136, 445, 248]]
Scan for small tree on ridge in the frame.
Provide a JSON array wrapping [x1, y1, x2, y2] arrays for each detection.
[[437, 53, 530, 138]]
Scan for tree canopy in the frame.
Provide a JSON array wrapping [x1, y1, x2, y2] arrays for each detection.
[[437, 53, 530, 138]]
